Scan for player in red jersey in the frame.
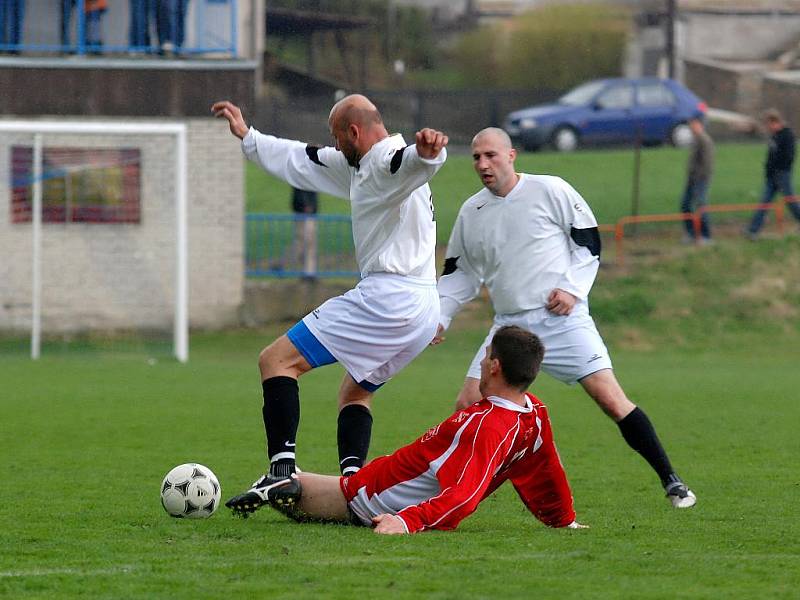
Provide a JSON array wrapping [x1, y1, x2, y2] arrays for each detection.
[[240, 325, 586, 534]]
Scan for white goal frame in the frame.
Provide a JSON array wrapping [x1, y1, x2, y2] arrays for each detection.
[[0, 120, 189, 363]]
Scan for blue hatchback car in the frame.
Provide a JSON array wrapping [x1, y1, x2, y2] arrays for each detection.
[[503, 77, 707, 152]]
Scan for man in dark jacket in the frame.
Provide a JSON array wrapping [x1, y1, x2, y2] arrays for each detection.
[[746, 109, 799, 238]]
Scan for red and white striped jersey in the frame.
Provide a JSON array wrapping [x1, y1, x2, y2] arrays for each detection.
[[341, 393, 575, 533]]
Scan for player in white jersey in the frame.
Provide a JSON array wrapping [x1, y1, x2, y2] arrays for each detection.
[[433, 127, 696, 509], [233, 326, 586, 534], [211, 96, 448, 514]]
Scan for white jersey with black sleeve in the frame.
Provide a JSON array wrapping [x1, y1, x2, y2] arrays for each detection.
[[242, 128, 446, 281], [438, 174, 600, 328]]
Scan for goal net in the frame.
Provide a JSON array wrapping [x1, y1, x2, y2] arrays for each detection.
[[0, 120, 188, 361]]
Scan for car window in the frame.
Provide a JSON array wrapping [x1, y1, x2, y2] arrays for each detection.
[[596, 84, 634, 109], [637, 82, 676, 107], [559, 81, 607, 106]]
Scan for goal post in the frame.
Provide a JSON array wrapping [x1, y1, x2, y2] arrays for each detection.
[[0, 120, 189, 362]]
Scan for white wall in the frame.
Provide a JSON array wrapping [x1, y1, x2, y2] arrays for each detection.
[[0, 118, 244, 333]]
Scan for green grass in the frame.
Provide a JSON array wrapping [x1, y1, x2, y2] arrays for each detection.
[[2, 312, 800, 597], [592, 235, 800, 348], [4, 141, 797, 597], [246, 142, 767, 244]]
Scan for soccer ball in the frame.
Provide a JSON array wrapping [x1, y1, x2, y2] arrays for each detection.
[[160, 463, 221, 519]]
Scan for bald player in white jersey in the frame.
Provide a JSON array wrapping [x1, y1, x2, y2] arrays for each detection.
[[432, 127, 696, 509], [212, 97, 448, 514]]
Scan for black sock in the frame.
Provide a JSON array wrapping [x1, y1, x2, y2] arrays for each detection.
[[262, 376, 299, 477], [616, 407, 677, 487], [337, 404, 373, 475]]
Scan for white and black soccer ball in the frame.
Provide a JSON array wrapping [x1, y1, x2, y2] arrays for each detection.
[[160, 463, 221, 519]]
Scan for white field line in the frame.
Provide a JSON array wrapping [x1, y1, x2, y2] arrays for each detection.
[[0, 565, 135, 579]]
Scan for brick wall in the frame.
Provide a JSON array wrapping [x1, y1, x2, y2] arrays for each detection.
[[0, 118, 243, 333]]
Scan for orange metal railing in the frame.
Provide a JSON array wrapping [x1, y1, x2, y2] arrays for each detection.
[[605, 195, 798, 266]]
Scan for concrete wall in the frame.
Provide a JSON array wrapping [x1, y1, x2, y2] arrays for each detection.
[[0, 59, 256, 118], [684, 58, 769, 115], [762, 72, 800, 132], [682, 10, 800, 62], [0, 118, 244, 333]]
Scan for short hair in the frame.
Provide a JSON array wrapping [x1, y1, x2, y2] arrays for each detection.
[[489, 326, 545, 390], [472, 127, 513, 150], [330, 95, 383, 132], [763, 108, 783, 124]]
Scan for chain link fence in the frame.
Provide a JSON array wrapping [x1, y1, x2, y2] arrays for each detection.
[[255, 89, 559, 146]]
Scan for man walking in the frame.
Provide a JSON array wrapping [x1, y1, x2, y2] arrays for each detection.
[[433, 127, 695, 509], [746, 109, 798, 239], [680, 117, 714, 244], [212, 96, 448, 513]]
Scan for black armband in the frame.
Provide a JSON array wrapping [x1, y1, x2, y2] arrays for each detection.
[[570, 227, 601, 257], [390, 146, 409, 174], [442, 256, 459, 276], [305, 145, 327, 168]]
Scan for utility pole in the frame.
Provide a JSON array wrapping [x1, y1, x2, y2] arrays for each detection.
[[666, 0, 676, 79], [631, 126, 642, 235], [385, 0, 394, 62]]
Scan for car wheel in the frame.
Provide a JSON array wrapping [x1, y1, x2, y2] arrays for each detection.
[[551, 127, 579, 152], [670, 123, 693, 147]]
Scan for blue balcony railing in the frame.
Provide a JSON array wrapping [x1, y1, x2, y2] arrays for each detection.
[[0, 0, 237, 56], [246, 214, 360, 279]]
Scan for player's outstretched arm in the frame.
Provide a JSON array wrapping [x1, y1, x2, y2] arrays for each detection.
[[415, 128, 449, 159], [211, 100, 249, 140]]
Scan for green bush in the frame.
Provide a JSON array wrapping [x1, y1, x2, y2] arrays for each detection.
[[453, 3, 629, 90]]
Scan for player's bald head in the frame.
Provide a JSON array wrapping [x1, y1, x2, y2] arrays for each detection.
[[329, 94, 384, 132], [471, 127, 513, 151], [471, 127, 518, 197]]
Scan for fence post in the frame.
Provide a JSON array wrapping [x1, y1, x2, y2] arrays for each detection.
[[413, 91, 425, 133], [77, 0, 86, 55], [630, 131, 642, 235], [776, 197, 785, 236], [615, 221, 625, 267], [231, 0, 238, 55], [692, 212, 702, 240], [489, 95, 500, 127]]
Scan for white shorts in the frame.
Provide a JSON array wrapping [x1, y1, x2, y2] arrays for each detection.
[[466, 301, 612, 385], [300, 273, 440, 387]]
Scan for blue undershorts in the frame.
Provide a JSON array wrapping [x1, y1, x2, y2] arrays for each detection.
[[287, 321, 383, 392]]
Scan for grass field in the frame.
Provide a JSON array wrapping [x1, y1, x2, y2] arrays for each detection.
[[4, 141, 799, 597], [2, 303, 800, 597], [247, 142, 768, 244]]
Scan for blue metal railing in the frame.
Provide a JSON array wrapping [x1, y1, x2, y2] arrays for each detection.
[[246, 213, 360, 279], [0, 0, 237, 56]]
